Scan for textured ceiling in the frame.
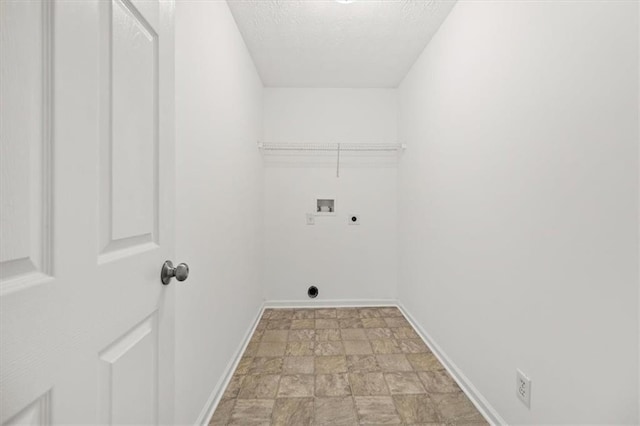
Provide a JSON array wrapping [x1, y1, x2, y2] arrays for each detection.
[[226, 0, 457, 88]]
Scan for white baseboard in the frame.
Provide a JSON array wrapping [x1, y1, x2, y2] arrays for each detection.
[[197, 299, 505, 426], [197, 302, 266, 426], [397, 302, 506, 426], [264, 298, 397, 308]]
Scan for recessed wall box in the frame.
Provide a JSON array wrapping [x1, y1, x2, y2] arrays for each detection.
[[316, 199, 335, 215]]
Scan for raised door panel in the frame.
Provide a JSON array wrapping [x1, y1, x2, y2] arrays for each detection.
[[0, 0, 53, 292], [98, 313, 158, 425], [2, 391, 51, 426], [99, 0, 159, 263]]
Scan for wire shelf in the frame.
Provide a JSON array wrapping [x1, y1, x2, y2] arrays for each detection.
[[258, 142, 406, 152], [257, 141, 406, 178]]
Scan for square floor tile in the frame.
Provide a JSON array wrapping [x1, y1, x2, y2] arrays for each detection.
[[283, 356, 314, 375], [256, 342, 286, 357], [339, 318, 363, 329], [228, 399, 274, 425], [376, 354, 413, 372], [293, 309, 315, 320], [315, 329, 341, 341], [291, 319, 315, 329], [336, 308, 360, 319], [237, 374, 280, 399], [378, 307, 403, 317], [358, 308, 381, 318], [316, 319, 339, 329], [354, 396, 401, 425], [430, 391, 487, 424], [270, 309, 294, 320], [314, 397, 358, 426], [346, 355, 380, 373], [288, 329, 315, 342], [271, 397, 313, 426], [344, 340, 373, 355], [209, 398, 235, 425], [250, 329, 265, 342], [365, 328, 394, 340], [341, 328, 367, 340], [244, 342, 259, 357], [384, 317, 409, 328], [418, 370, 461, 394], [392, 327, 419, 340], [406, 352, 444, 371], [362, 318, 387, 328], [315, 308, 337, 319], [315, 373, 351, 396], [262, 330, 289, 342], [349, 372, 389, 396], [370, 339, 401, 354], [285, 341, 314, 356], [257, 317, 269, 328], [255, 319, 267, 331], [398, 339, 429, 353], [392, 394, 439, 424], [267, 319, 292, 330], [249, 357, 283, 375], [277, 375, 314, 397], [314, 341, 344, 356], [235, 357, 253, 375], [221, 374, 245, 399], [315, 355, 348, 374], [384, 372, 426, 395]]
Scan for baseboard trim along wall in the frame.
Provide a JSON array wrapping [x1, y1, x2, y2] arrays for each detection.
[[264, 299, 398, 308], [197, 303, 266, 426], [397, 302, 506, 426], [200, 299, 504, 425]]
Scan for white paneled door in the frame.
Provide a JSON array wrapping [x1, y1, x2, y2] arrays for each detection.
[[1, 0, 176, 424]]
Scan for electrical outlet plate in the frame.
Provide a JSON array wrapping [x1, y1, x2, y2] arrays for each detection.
[[516, 369, 531, 408], [306, 213, 315, 225]]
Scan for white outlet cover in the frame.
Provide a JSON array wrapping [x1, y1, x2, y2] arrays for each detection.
[[516, 369, 531, 408], [306, 213, 315, 225]]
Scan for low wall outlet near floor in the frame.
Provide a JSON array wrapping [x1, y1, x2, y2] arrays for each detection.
[[516, 369, 531, 408]]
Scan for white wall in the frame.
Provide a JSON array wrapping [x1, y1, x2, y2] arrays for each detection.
[[263, 89, 398, 302], [175, 2, 264, 423], [398, 1, 639, 424]]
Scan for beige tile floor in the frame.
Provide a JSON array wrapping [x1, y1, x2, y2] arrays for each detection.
[[209, 307, 488, 425]]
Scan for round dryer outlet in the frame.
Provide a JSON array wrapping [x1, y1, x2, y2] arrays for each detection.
[[307, 286, 319, 298]]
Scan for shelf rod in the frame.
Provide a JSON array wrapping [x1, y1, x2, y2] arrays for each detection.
[[257, 142, 406, 152]]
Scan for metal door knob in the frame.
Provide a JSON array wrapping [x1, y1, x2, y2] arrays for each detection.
[[161, 260, 189, 285]]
